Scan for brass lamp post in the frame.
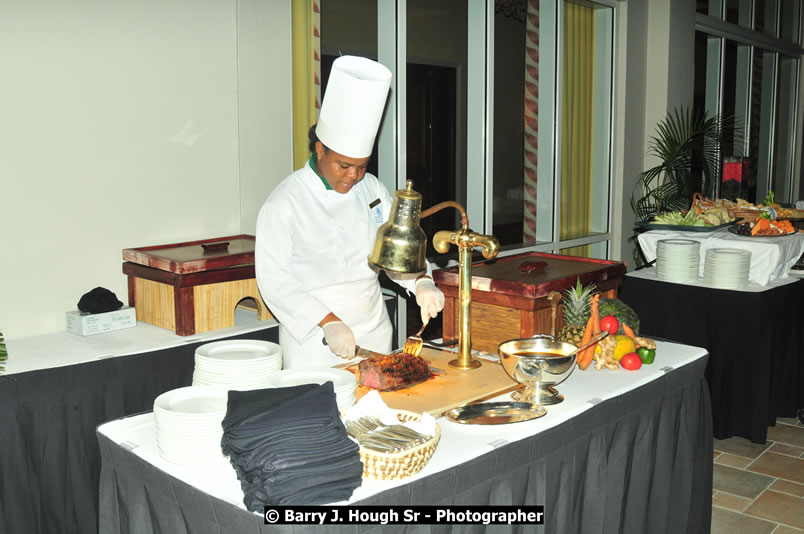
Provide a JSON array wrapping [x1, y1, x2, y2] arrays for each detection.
[[368, 181, 500, 370]]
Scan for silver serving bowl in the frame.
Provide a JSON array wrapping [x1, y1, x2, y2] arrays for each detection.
[[498, 335, 578, 405]]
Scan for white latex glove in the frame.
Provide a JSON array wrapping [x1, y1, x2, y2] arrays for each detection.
[[415, 277, 445, 324], [322, 321, 356, 358]]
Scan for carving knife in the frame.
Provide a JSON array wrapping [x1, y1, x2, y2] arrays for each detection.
[[324, 339, 445, 374]]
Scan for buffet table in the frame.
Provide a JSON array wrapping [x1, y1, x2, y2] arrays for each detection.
[[619, 268, 804, 443], [0, 316, 279, 534], [98, 341, 712, 534], [636, 226, 804, 285]]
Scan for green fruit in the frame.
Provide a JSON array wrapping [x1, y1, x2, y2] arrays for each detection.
[[598, 298, 640, 335], [637, 347, 655, 364]]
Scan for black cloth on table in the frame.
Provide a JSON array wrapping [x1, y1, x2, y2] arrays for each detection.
[[0, 326, 278, 534], [618, 275, 804, 443], [220, 382, 362, 509]]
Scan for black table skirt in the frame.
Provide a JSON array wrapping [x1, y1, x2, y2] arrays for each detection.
[[98, 356, 712, 534], [619, 276, 804, 443], [0, 328, 277, 534]]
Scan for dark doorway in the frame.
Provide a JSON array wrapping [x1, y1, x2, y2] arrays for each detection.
[[407, 62, 458, 258]]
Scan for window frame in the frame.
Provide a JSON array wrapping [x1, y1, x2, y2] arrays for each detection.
[[695, 10, 804, 203]]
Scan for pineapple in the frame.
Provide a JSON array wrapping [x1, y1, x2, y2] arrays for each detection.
[[557, 278, 596, 344]]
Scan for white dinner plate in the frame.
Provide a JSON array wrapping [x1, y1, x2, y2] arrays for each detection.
[[196, 340, 281, 362], [153, 386, 227, 416], [267, 368, 357, 391]]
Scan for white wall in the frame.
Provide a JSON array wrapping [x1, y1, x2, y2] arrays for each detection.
[[0, 0, 292, 340], [237, 0, 293, 233]]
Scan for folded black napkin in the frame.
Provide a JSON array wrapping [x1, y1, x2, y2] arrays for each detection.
[[220, 382, 363, 510], [222, 383, 319, 429], [231, 432, 357, 472], [243, 475, 362, 508]]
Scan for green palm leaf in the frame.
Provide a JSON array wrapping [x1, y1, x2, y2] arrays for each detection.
[[630, 107, 740, 265]]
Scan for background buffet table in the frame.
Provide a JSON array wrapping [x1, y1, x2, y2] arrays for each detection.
[[619, 267, 804, 443], [636, 226, 804, 285], [0, 316, 279, 534], [97, 341, 712, 534]]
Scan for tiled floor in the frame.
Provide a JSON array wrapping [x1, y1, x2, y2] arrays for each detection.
[[711, 416, 804, 534]]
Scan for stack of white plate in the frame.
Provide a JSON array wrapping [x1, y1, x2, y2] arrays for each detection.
[[192, 340, 282, 391], [266, 368, 357, 412], [704, 248, 752, 289], [153, 386, 229, 466], [656, 239, 701, 282]]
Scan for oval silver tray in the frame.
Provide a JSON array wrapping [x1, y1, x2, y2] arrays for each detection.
[[727, 225, 797, 238], [446, 401, 547, 425], [634, 217, 742, 233]]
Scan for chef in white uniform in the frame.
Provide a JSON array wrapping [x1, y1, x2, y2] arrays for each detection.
[[255, 55, 445, 369]]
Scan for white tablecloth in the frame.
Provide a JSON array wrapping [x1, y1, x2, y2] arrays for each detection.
[[97, 340, 708, 513], [637, 227, 804, 286], [626, 266, 801, 292], [3, 309, 277, 375]]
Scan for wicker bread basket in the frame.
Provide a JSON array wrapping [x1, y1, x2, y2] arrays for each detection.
[[359, 410, 441, 481]]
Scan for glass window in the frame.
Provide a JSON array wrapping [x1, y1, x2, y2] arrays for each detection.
[[753, 0, 778, 35], [698, 0, 722, 17], [772, 56, 799, 201], [320, 0, 615, 260], [695, 11, 801, 204], [406, 0, 467, 254], [558, 1, 612, 248], [491, 5, 527, 247], [491, 0, 613, 257], [725, 0, 741, 25], [779, 0, 801, 43], [750, 48, 772, 201]]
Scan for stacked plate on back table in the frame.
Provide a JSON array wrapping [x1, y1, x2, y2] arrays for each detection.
[[656, 239, 701, 282], [193, 340, 282, 391], [153, 386, 229, 466], [267, 368, 357, 412], [703, 248, 752, 289]]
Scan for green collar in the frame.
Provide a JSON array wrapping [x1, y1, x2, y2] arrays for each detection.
[[309, 154, 332, 191]]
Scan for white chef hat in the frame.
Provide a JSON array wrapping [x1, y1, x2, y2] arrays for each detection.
[[316, 56, 392, 158]]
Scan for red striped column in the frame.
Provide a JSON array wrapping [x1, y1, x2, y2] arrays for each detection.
[[523, 0, 539, 243]]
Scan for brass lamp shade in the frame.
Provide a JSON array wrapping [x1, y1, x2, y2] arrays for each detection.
[[368, 181, 427, 274]]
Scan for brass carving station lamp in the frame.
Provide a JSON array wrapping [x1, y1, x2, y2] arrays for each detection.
[[368, 181, 500, 370]]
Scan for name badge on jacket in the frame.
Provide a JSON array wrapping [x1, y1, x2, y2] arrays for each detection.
[[369, 198, 383, 224]]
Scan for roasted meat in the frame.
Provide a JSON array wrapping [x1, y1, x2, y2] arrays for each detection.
[[358, 353, 432, 391]]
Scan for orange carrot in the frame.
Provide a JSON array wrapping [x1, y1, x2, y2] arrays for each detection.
[[590, 294, 601, 335], [622, 323, 637, 340], [578, 294, 601, 370]]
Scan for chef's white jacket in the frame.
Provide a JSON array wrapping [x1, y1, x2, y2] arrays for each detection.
[[255, 160, 431, 368]]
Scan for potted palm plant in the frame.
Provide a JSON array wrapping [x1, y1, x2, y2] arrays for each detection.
[[630, 107, 737, 263], [632, 107, 736, 221]]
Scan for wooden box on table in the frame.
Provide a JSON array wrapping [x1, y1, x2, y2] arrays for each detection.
[[122, 235, 272, 336], [432, 251, 626, 353]]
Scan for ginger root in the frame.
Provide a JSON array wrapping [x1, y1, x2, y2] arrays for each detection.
[[594, 336, 620, 371], [634, 336, 656, 350]]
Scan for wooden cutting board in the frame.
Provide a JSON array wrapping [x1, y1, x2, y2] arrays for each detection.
[[349, 347, 520, 416]]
